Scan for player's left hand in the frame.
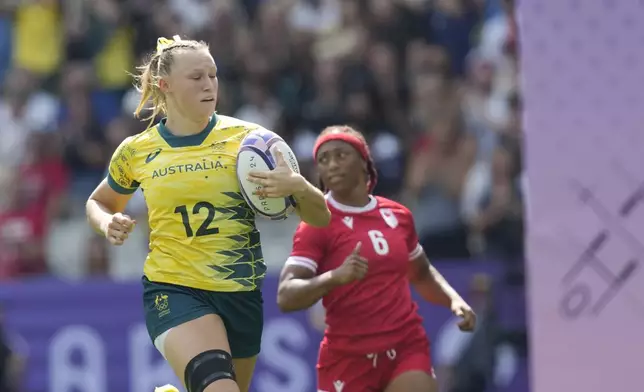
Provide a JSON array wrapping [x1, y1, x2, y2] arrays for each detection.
[[451, 300, 477, 332], [247, 150, 305, 198]]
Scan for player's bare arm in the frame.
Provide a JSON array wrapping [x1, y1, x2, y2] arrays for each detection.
[[291, 178, 331, 228], [408, 252, 477, 331], [86, 179, 136, 246], [277, 242, 367, 312], [277, 266, 338, 312], [248, 150, 331, 227]]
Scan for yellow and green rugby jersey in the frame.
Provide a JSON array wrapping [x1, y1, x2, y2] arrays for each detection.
[[107, 114, 267, 292]]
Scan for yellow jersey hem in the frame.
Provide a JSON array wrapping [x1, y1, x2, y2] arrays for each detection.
[[143, 273, 261, 293]]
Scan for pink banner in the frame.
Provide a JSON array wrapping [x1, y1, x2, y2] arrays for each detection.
[[520, 0, 644, 391]]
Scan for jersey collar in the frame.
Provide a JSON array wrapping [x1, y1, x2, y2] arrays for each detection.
[[157, 114, 218, 148], [326, 193, 378, 214]]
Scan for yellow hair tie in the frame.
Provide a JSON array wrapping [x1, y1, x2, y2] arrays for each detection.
[[156, 35, 182, 55]]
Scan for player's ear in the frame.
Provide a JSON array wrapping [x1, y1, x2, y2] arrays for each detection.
[[158, 77, 170, 93]]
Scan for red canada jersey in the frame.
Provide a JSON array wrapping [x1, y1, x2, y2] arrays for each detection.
[[286, 195, 427, 354]]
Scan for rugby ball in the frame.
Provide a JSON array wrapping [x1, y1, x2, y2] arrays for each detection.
[[236, 129, 300, 219]]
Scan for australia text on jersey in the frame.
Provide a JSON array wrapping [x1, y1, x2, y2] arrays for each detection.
[[151, 159, 225, 179]]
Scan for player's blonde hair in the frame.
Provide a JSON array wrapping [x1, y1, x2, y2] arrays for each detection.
[[133, 35, 209, 123]]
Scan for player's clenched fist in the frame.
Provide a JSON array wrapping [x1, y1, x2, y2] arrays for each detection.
[[103, 213, 136, 246], [331, 242, 368, 285]]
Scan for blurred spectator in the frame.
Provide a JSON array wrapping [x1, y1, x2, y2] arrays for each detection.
[[12, 0, 63, 77], [429, 0, 481, 76], [0, 4, 11, 85], [0, 68, 59, 172], [235, 80, 284, 130], [86, 235, 109, 276], [0, 131, 68, 279], [0, 178, 48, 279], [288, 0, 341, 34], [434, 273, 519, 392], [404, 116, 477, 259], [463, 138, 523, 261], [461, 51, 499, 163], [58, 63, 108, 201], [0, 0, 523, 280], [0, 308, 25, 392]]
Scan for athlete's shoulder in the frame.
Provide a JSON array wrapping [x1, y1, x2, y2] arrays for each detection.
[[111, 135, 138, 162], [375, 196, 412, 216], [215, 114, 264, 132], [111, 125, 164, 166], [294, 219, 330, 237], [119, 125, 163, 149], [374, 196, 416, 230], [108, 131, 154, 192]]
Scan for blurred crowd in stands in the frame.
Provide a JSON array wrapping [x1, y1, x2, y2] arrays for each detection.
[[0, 0, 523, 280]]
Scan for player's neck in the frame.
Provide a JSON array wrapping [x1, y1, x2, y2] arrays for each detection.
[[165, 114, 211, 136], [329, 190, 371, 208]]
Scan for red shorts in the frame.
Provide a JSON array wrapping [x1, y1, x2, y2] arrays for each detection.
[[317, 336, 434, 392]]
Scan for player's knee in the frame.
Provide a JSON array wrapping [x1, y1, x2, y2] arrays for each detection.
[[184, 349, 237, 392]]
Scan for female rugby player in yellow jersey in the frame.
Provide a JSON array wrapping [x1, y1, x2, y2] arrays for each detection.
[[85, 36, 331, 392]]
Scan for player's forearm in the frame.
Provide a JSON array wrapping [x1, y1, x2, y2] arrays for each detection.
[[277, 271, 338, 312], [292, 179, 331, 228], [412, 264, 463, 308], [86, 198, 115, 235]]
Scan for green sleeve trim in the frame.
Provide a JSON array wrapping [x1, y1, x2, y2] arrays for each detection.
[[107, 174, 139, 194]]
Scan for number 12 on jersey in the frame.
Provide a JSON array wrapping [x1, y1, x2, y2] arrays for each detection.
[[368, 230, 389, 255], [174, 202, 220, 237]]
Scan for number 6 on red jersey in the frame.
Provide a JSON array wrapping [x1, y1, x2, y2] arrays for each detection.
[[367, 230, 389, 256]]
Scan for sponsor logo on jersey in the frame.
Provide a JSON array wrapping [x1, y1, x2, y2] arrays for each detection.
[[210, 141, 227, 152], [145, 148, 162, 163], [151, 160, 224, 178], [379, 208, 398, 228], [342, 216, 353, 229]]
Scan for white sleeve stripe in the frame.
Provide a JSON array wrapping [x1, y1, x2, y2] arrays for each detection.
[[285, 256, 318, 272], [409, 243, 424, 260], [288, 256, 318, 268]]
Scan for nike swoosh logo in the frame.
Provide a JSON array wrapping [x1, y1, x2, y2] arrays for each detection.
[[146, 149, 162, 163]]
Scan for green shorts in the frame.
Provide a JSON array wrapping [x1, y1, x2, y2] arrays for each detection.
[[142, 276, 264, 359]]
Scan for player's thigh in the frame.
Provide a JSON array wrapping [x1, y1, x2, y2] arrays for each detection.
[[206, 290, 263, 392], [163, 314, 239, 392], [318, 346, 379, 391], [386, 336, 436, 392], [142, 278, 238, 391], [208, 290, 264, 359], [142, 276, 214, 352], [232, 356, 258, 392], [385, 370, 437, 392]]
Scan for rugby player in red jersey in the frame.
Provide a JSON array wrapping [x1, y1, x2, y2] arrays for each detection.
[[276, 125, 477, 392]]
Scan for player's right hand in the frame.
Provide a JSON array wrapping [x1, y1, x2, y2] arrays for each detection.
[[332, 242, 368, 285], [103, 213, 136, 246]]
